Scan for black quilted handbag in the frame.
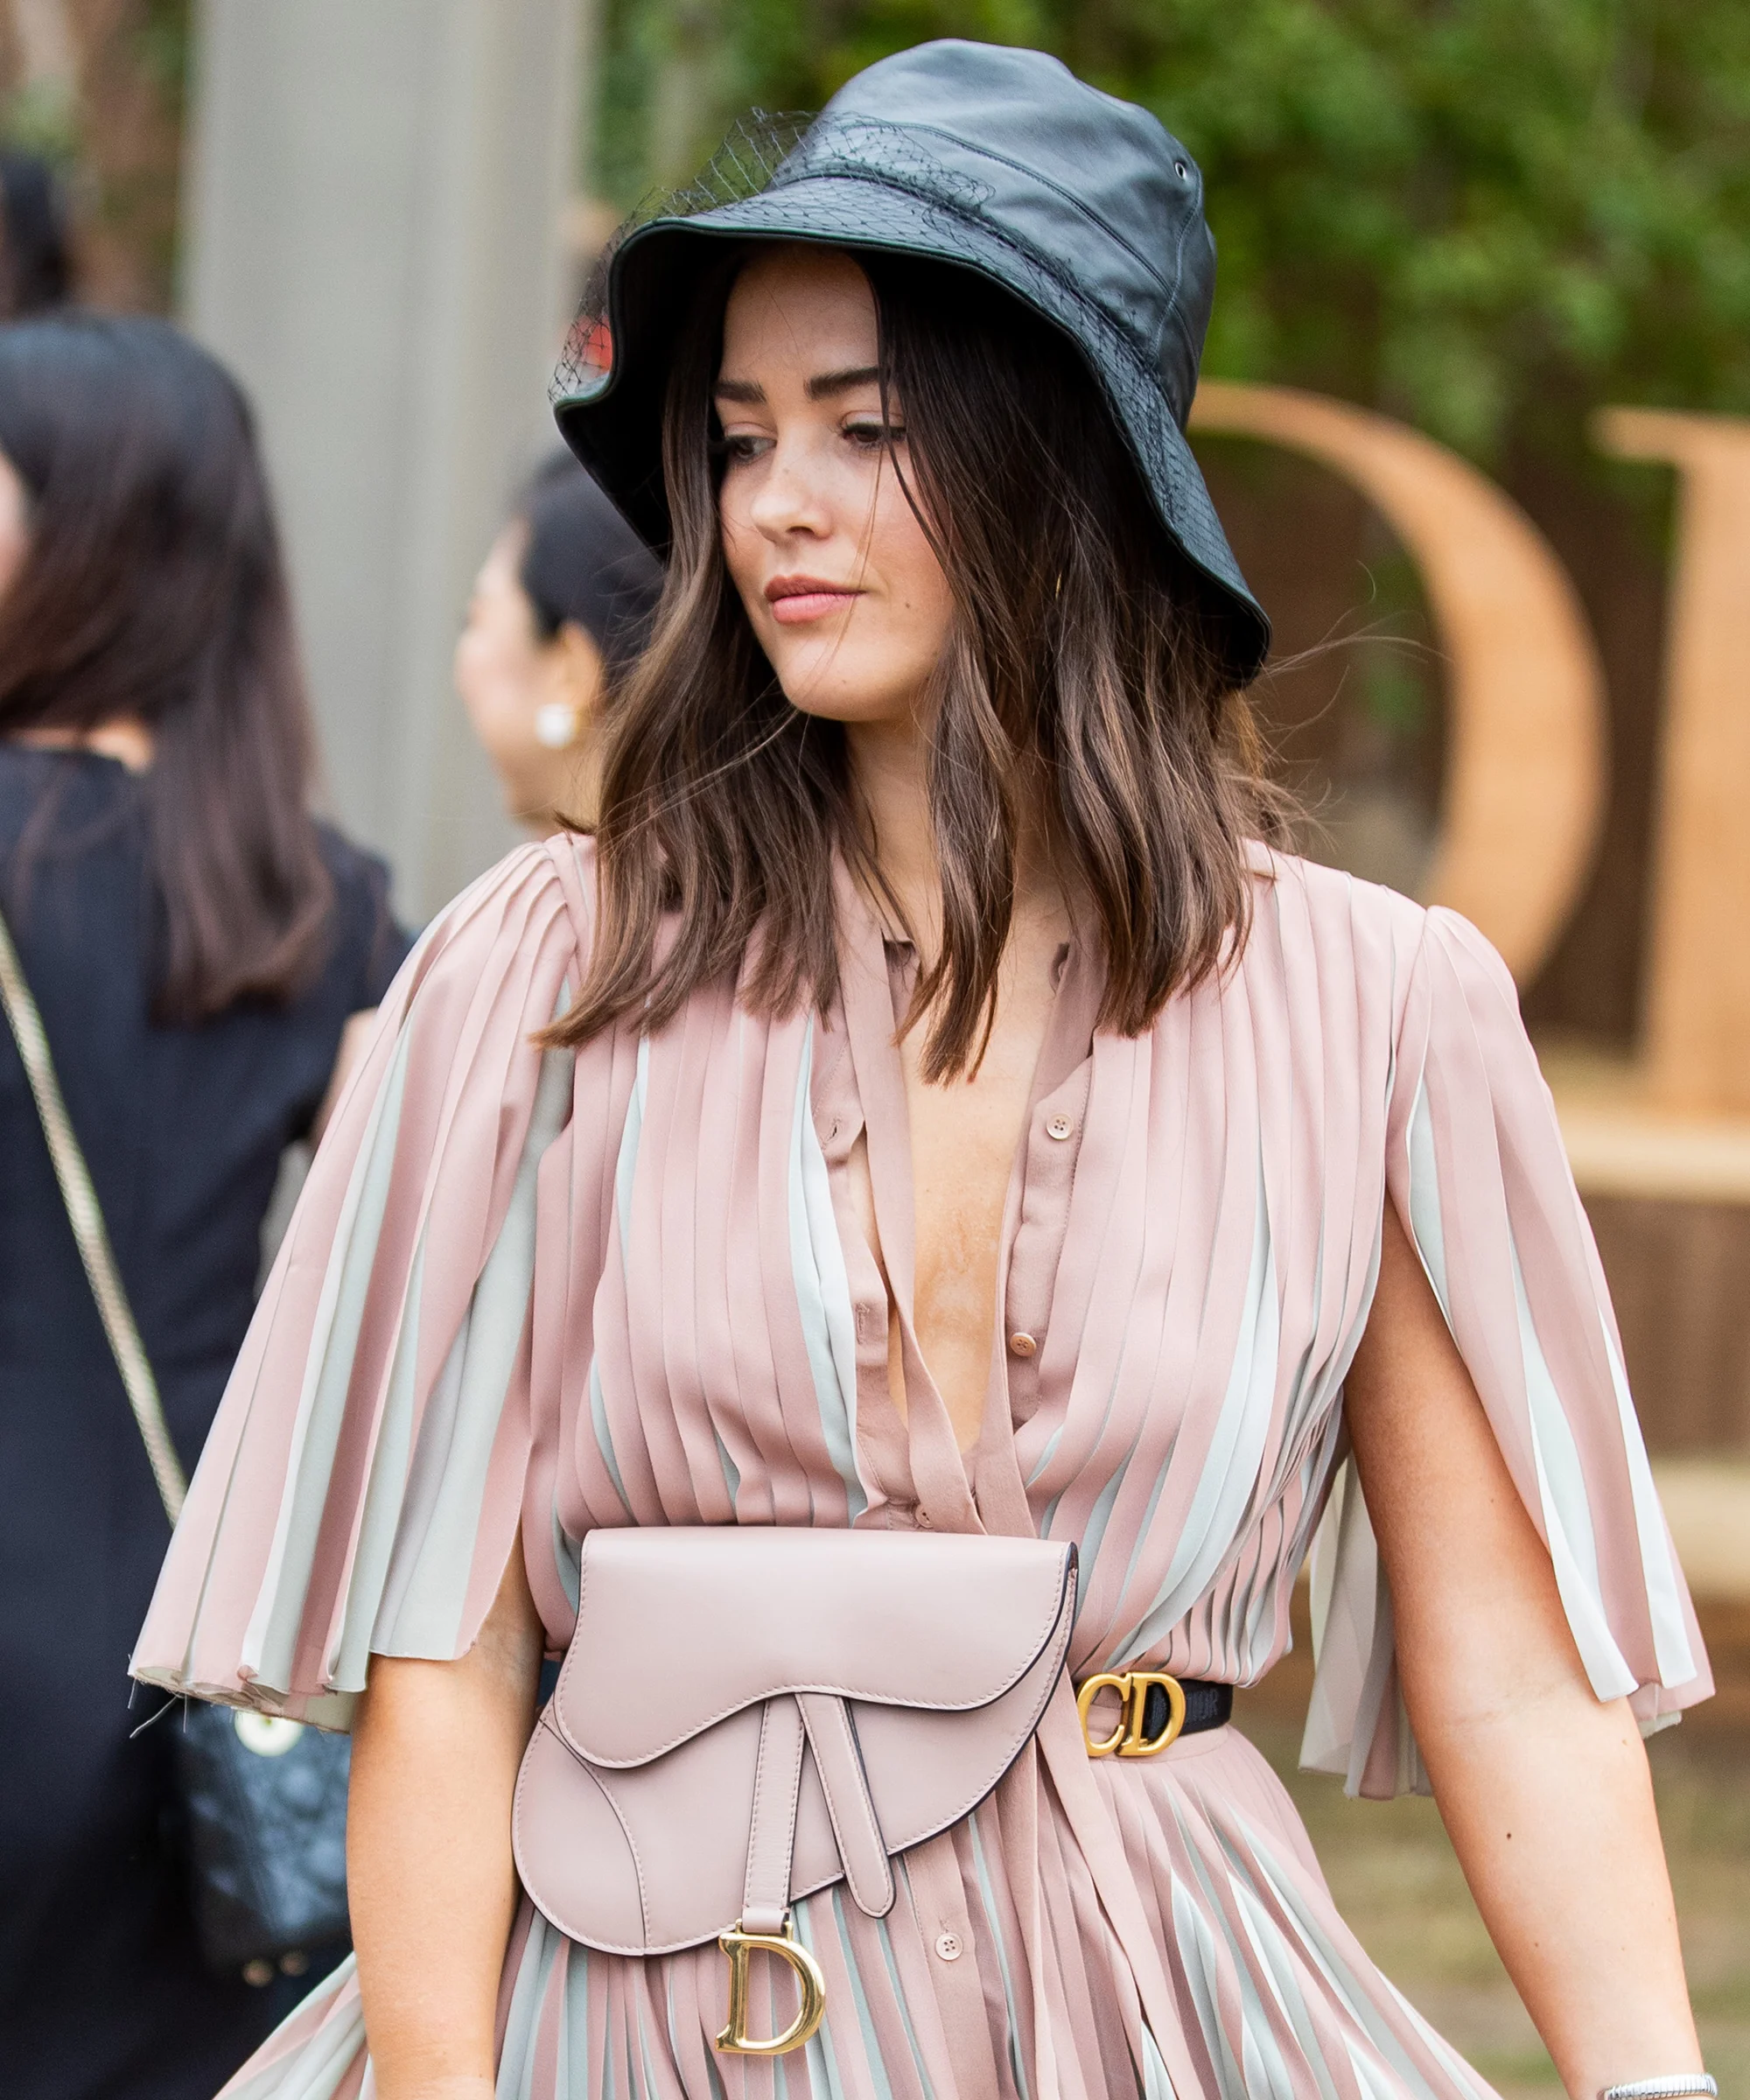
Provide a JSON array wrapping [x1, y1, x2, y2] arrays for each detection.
[[172, 1701, 350, 1978], [0, 902, 352, 1982]]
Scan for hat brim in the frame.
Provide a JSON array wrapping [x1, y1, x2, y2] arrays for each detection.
[[556, 178, 1270, 684]]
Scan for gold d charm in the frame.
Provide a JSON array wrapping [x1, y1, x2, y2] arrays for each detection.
[[1076, 1670, 1187, 1758], [715, 1917, 828, 2056]]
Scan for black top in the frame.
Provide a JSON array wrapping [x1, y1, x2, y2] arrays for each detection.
[[0, 747, 412, 2100]]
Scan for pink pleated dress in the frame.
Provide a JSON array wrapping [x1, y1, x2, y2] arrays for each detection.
[[133, 836, 1711, 2100]]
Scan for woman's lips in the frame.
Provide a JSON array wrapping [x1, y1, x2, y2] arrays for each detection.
[[765, 576, 862, 626]]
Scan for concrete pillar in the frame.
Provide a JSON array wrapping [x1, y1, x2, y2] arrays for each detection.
[[181, 0, 586, 920]]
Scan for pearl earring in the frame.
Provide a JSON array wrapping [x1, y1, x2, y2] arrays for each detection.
[[534, 702, 579, 750]]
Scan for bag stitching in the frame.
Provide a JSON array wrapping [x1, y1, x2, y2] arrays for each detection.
[[587, 1764, 654, 1945], [514, 1716, 654, 1947]]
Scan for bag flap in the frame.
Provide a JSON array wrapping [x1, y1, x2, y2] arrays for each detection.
[[553, 1526, 1076, 1767]]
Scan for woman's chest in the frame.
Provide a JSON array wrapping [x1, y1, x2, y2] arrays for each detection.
[[843, 935, 1068, 1453], [558, 963, 1399, 1545]]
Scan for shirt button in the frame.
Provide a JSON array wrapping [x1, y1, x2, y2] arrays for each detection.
[[1046, 1115, 1073, 1141], [915, 1508, 933, 1529], [934, 1930, 962, 1962], [1008, 1332, 1038, 1358]]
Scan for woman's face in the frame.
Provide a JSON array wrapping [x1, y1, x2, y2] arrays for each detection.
[[454, 522, 606, 832], [716, 246, 955, 731]]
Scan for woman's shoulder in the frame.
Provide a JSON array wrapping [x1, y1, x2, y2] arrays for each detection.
[[430, 830, 598, 950], [380, 832, 596, 1029], [1243, 841, 1432, 959], [1231, 843, 1520, 1026], [0, 741, 139, 848], [331, 830, 598, 1013]]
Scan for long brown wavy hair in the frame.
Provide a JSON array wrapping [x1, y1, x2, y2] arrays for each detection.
[[556, 248, 1280, 1079]]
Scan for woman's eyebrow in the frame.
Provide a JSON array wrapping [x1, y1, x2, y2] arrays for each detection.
[[713, 365, 882, 407], [806, 364, 880, 401]]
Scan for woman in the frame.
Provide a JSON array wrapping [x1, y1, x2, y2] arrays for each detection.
[[0, 315, 410, 2100], [136, 43, 1712, 2100], [456, 452, 662, 833]]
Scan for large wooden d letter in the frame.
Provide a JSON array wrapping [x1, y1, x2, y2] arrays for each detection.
[[1190, 383, 1609, 984], [1595, 409, 1750, 1115]]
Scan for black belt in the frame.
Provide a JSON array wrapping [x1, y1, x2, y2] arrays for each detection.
[[1074, 1670, 1233, 1758]]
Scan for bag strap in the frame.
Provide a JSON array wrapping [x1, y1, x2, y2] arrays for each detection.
[[0, 900, 187, 1526]]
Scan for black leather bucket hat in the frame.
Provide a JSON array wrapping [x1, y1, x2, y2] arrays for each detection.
[[555, 38, 1270, 683]]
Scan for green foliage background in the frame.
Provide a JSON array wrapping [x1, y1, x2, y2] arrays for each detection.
[[590, 0, 1750, 467]]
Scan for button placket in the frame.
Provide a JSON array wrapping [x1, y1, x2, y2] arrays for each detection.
[[1002, 1079, 1090, 1426], [812, 1062, 914, 1512]]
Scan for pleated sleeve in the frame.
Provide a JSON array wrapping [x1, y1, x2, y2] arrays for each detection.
[[1303, 904, 1712, 1798], [131, 842, 584, 1729]]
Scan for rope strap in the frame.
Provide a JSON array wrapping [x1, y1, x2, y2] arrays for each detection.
[[0, 901, 187, 1526]]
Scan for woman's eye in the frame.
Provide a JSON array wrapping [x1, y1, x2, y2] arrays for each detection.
[[844, 418, 901, 451], [721, 432, 772, 465]]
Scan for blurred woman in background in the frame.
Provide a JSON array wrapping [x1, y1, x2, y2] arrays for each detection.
[[455, 451, 662, 833], [0, 314, 410, 2100]]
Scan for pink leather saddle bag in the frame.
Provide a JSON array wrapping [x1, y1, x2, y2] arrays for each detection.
[[513, 1524, 1077, 2054]]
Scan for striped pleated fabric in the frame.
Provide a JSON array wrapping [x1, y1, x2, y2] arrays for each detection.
[[133, 836, 1709, 2100]]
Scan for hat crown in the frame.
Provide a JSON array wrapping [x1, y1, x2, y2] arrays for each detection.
[[808, 39, 1214, 423]]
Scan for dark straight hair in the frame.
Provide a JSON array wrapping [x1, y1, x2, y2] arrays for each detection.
[[557, 249, 1280, 1078], [0, 313, 332, 1021], [517, 451, 664, 674]]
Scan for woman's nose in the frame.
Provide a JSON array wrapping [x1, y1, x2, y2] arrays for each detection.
[[747, 437, 833, 541]]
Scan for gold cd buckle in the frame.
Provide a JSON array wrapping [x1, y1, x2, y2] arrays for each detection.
[[1076, 1670, 1187, 1758], [716, 1914, 827, 2055]]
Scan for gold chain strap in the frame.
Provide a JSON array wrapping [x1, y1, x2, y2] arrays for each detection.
[[0, 901, 187, 1526]]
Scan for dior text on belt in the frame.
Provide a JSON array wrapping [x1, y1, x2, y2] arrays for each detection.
[[1075, 1671, 1234, 1757]]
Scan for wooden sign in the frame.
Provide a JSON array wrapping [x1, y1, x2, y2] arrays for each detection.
[[1193, 383, 1750, 1137]]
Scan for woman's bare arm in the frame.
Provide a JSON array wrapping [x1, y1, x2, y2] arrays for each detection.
[[348, 1545, 545, 2100], [1345, 1207, 1703, 2100]]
